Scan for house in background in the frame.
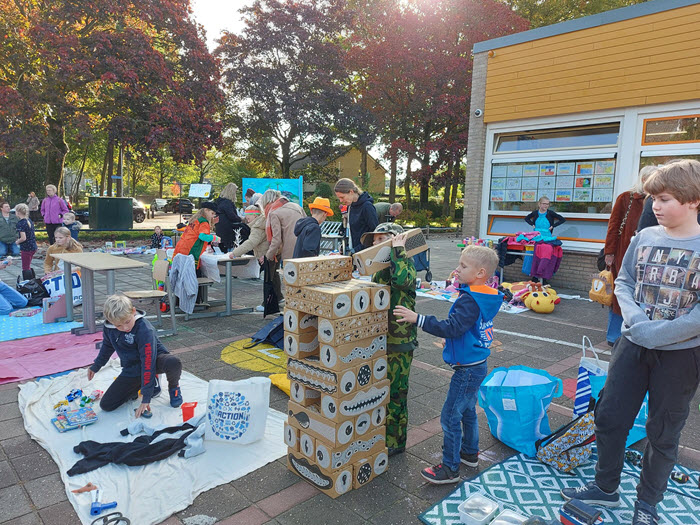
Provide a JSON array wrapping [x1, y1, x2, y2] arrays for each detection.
[[290, 146, 387, 194]]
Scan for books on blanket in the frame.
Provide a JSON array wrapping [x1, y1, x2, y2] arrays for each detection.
[[52, 407, 98, 432]]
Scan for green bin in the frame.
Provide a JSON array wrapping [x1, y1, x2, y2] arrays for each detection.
[[88, 197, 133, 230]]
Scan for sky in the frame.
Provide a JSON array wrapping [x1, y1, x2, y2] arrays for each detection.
[[190, 0, 253, 50]]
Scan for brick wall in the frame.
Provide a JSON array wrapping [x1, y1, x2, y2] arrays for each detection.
[[501, 249, 599, 293], [462, 51, 488, 238]]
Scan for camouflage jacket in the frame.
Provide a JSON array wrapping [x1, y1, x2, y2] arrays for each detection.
[[372, 246, 418, 352]]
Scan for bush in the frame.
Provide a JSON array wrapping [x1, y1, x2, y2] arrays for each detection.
[[316, 182, 333, 199]]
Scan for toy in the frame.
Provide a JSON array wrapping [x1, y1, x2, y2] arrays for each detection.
[[90, 490, 118, 516], [90, 512, 129, 525], [671, 470, 689, 483], [72, 482, 98, 494], [9, 307, 41, 317], [524, 290, 557, 314], [625, 449, 643, 467], [52, 407, 98, 432], [53, 400, 69, 413], [79, 390, 103, 407], [66, 389, 83, 402], [560, 499, 603, 525]]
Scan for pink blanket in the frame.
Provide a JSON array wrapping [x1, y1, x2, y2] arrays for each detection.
[[0, 333, 102, 384]]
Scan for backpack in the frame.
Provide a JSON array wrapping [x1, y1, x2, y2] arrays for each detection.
[[245, 316, 284, 349], [535, 410, 596, 473], [589, 269, 614, 306]]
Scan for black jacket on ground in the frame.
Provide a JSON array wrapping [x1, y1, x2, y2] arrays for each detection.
[[348, 192, 378, 253], [214, 197, 243, 252], [524, 209, 566, 230], [292, 217, 321, 258]]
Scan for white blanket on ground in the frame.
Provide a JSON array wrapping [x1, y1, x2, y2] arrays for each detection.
[[18, 361, 286, 525]]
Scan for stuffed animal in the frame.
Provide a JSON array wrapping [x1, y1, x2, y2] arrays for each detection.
[[524, 290, 557, 313], [502, 281, 560, 312]]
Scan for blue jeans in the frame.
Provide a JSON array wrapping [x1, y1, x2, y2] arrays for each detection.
[[607, 310, 623, 344], [441, 361, 488, 471], [0, 242, 20, 257], [0, 280, 28, 315]]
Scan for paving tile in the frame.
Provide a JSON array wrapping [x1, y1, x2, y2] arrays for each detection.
[[256, 480, 318, 518], [274, 493, 366, 525], [157, 516, 184, 525], [218, 505, 269, 525], [0, 403, 21, 423], [384, 453, 432, 493], [368, 493, 430, 525], [0, 418, 27, 441], [10, 449, 59, 481], [2, 512, 43, 525], [406, 400, 440, 427], [1, 435, 43, 459], [232, 460, 298, 503], [338, 477, 409, 520], [177, 483, 248, 521], [37, 500, 80, 525], [0, 485, 33, 522], [0, 459, 19, 489], [24, 473, 67, 509], [405, 428, 432, 449]]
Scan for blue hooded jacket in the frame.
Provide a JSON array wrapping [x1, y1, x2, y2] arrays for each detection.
[[292, 216, 321, 258], [417, 285, 503, 366], [348, 191, 378, 253]]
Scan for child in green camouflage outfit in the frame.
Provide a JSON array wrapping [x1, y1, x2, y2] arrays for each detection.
[[360, 223, 418, 456]]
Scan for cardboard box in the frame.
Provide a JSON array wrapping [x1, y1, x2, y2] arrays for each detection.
[[287, 449, 354, 498], [287, 359, 372, 398], [353, 228, 428, 276], [283, 309, 318, 334], [314, 428, 386, 472], [354, 402, 386, 435], [320, 379, 390, 422], [365, 282, 390, 311], [283, 331, 318, 359], [283, 256, 353, 286], [353, 449, 389, 489], [284, 422, 299, 452], [319, 335, 387, 371], [372, 355, 388, 383], [290, 381, 322, 407], [285, 280, 389, 317], [285, 297, 334, 319], [288, 400, 357, 447], [318, 311, 388, 346], [299, 431, 315, 459]]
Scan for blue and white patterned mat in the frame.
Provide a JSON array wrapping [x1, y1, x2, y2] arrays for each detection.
[[419, 448, 700, 524], [0, 309, 81, 342]]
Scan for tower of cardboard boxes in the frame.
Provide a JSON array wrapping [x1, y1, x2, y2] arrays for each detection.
[[282, 255, 391, 498]]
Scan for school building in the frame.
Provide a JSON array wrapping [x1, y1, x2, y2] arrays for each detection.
[[464, 0, 700, 291]]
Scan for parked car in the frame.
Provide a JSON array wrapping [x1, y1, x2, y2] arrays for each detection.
[[132, 198, 146, 223], [73, 209, 90, 223], [151, 198, 168, 212], [164, 198, 194, 214]]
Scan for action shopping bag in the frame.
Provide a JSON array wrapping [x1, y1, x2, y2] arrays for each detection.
[[478, 365, 563, 457], [573, 336, 608, 417], [206, 377, 271, 444]]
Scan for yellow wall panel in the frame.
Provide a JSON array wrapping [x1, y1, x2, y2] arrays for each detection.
[[484, 4, 700, 123]]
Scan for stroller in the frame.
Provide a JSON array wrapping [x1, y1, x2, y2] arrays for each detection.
[[413, 249, 432, 282]]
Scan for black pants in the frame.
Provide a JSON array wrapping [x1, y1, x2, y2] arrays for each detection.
[[100, 353, 182, 412], [594, 336, 700, 506], [46, 223, 60, 245]]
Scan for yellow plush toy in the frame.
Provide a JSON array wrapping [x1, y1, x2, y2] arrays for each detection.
[[524, 289, 558, 313]]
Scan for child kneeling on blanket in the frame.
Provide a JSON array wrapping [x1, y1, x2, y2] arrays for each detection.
[[87, 294, 183, 418]]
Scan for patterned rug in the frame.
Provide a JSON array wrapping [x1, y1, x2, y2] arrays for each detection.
[[419, 447, 700, 524], [0, 309, 82, 342]]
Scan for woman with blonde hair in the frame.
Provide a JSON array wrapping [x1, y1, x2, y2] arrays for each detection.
[[44, 226, 83, 274], [215, 182, 245, 252], [334, 178, 377, 253], [40, 184, 69, 245]]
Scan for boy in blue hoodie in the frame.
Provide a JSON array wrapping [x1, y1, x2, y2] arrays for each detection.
[[87, 294, 183, 418], [292, 197, 333, 258], [395, 245, 502, 484]]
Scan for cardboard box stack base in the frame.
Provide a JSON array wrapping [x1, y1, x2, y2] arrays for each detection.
[[283, 255, 390, 498]]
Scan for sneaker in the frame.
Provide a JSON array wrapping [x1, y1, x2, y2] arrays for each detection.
[[460, 451, 479, 467], [255, 305, 265, 312], [151, 376, 162, 398], [633, 500, 659, 525], [388, 447, 405, 457], [560, 482, 620, 507], [169, 386, 183, 408], [421, 464, 460, 485]]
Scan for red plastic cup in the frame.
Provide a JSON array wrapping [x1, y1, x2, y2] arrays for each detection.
[[181, 402, 197, 422]]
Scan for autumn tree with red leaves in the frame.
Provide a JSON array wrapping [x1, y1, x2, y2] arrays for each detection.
[[0, 0, 223, 192]]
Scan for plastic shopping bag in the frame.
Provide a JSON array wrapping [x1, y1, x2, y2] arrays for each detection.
[[206, 377, 271, 444], [573, 336, 609, 416], [478, 365, 563, 457], [590, 373, 648, 448]]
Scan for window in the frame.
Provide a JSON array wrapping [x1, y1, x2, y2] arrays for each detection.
[[642, 115, 700, 146], [494, 124, 619, 153], [640, 154, 700, 170]]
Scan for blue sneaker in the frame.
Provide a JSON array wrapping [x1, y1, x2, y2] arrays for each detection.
[[561, 482, 620, 507], [421, 464, 460, 485], [169, 386, 183, 408], [151, 376, 162, 398], [633, 500, 659, 525]]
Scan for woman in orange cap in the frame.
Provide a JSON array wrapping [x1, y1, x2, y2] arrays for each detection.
[[292, 197, 334, 258]]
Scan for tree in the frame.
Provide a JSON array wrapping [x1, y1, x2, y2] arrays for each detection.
[[217, 0, 375, 178], [499, 0, 648, 28], [348, 0, 528, 207], [0, 0, 223, 190]]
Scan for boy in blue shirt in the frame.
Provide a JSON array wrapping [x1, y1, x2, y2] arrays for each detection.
[[395, 245, 502, 484], [87, 294, 183, 418]]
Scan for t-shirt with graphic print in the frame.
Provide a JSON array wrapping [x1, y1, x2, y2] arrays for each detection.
[[615, 225, 700, 350]]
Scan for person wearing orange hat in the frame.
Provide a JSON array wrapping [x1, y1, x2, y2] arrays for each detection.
[[292, 197, 334, 258]]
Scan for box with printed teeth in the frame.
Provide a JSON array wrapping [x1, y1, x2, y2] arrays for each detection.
[[318, 335, 387, 372], [318, 311, 389, 346], [319, 379, 390, 423], [283, 309, 318, 334], [288, 399, 385, 448], [287, 355, 388, 399], [283, 330, 319, 359], [287, 448, 354, 499], [283, 255, 353, 286], [292, 427, 387, 473]]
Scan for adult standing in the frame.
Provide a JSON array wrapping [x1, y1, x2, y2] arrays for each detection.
[[0, 202, 20, 257], [602, 166, 654, 345], [41, 184, 69, 245], [26, 192, 40, 222], [214, 183, 246, 253], [375, 202, 403, 223], [334, 178, 378, 254]]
